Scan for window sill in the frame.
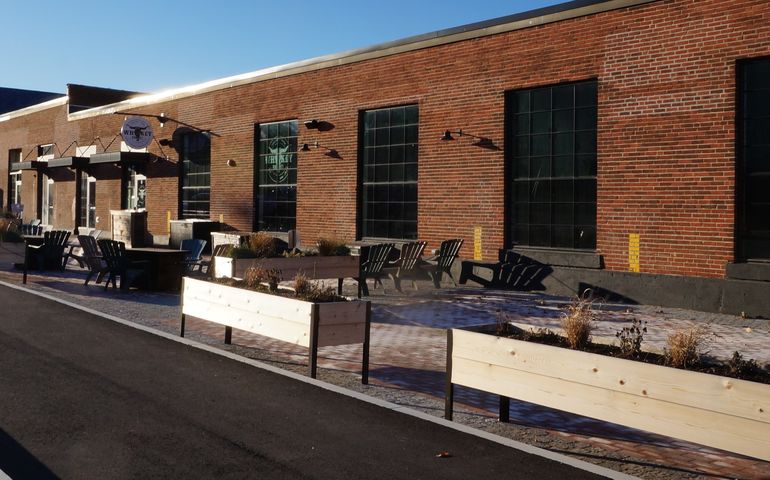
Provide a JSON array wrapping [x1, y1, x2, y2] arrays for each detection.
[[508, 246, 603, 269], [725, 262, 770, 282]]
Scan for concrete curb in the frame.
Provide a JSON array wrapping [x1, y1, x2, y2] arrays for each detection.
[[0, 279, 638, 480]]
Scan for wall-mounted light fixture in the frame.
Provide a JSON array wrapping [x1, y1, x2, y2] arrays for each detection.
[[227, 159, 237, 167], [304, 119, 320, 130], [113, 111, 219, 136], [440, 129, 500, 150], [300, 141, 341, 159]]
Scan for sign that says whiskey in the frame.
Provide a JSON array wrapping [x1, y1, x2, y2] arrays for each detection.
[[121, 117, 153, 149]]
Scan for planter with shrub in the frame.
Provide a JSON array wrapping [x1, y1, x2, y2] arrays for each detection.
[[181, 269, 371, 383], [444, 297, 770, 461]]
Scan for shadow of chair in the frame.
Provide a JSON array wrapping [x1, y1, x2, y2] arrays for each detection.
[[180, 238, 207, 272], [420, 238, 464, 288], [355, 243, 394, 297], [97, 239, 148, 290], [78, 235, 109, 286], [383, 241, 428, 292]]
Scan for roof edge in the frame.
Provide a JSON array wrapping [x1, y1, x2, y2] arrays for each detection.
[[0, 96, 69, 123], [60, 0, 657, 121]]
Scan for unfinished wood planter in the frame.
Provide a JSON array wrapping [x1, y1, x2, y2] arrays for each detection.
[[445, 325, 770, 461], [214, 255, 359, 283], [181, 277, 370, 382]]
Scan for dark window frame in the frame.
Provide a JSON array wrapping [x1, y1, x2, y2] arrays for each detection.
[[504, 79, 598, 251], [736, 56, 770, 261], [357, 104, 419, 241], [178, 130, 211, 219], [254, 119, 298, 233]]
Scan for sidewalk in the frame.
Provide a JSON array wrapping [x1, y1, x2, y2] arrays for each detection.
[[1, 244, 768, 479]]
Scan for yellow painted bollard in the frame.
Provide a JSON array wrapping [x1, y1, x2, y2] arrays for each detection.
[[167, 211, 171, 235], [473, 226, 483, 261], [629, 233, 640, 273], [219, 214, 224, 224]]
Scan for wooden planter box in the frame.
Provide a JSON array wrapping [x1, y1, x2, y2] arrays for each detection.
[[181, 277, 370, 383], [214, 255, 359, 284], [445, 325, 770, 461]]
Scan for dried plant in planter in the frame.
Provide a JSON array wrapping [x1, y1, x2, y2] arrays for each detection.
[[727, 351, 762, 377], [561, 294, 596, 350], [615, 318, 647, 358], [244, 267, 282, 292], [292, 272, 343, 302], [495, 311, 515, 337], [665, 326, 710, 369], [316, 237, 351, 256], [247, 232, 279, 258]]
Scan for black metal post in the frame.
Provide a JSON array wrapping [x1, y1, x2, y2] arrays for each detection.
[[444, 329, 454, 420], [224, 326, 232, 344], [361, 301, 371, 384], [309, 305, 320, 379], [499, 396, 510, 423], [337, 277, 343, 295], [22, 241, 29, 284], [180, 313, 186, 337]]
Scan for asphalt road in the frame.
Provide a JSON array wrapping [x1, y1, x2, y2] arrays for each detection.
[[0, 284, 608, 480]]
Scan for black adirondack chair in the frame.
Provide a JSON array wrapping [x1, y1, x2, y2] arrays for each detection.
[[420, 238, 464, 288], [78, 235, 109, 286], [180, 238, 207, 272], [383, 241, 427, 292], [355, 243, 395, 297], [27, 230, 71, 271], [97, 239, 148, 290]]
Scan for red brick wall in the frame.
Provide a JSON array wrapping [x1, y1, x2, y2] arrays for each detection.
[[2, 0, 769, 279]]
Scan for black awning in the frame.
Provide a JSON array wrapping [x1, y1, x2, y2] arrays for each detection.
[[88, 151, 158, 165], [9, 161, 43, 170], [47, 156, 90, 168]]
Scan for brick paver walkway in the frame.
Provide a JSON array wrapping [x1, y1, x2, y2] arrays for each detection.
[[2, 242, 769, 479]]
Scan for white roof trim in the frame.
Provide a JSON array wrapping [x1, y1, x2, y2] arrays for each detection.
[[0, 96, 68, 123]]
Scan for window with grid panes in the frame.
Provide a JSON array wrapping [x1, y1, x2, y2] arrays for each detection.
[[256, 120, 297, 232], [360, 105, 418, 240], [179, 131, 211, 219], [737, 58, 770, 260], [507, 80, 597, 250], [8, 149, 21, 207]]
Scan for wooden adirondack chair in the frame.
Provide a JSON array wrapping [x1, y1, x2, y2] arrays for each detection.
[[180, 238, 207, 272], [97, 239, 148, 290], [420, 238, 464, 287], [354, 243, 395, 297], [27, 230, 71, 271], [78, 235, 109, 286], [383, 241, 427, 292]]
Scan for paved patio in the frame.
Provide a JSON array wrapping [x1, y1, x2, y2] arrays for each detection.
[[1, 241, 769, 479]]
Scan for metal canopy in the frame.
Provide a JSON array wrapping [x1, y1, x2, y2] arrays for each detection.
[[47, 156, 90, 168], [9, 160, 44, 171], [87, 151, 157, 165]]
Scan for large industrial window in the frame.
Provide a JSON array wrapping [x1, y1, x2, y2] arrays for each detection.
[[737, 58, 770, 260], [506, 80, 597, 250], [8, 149, 21, 209], [360, 105, 418, 240], [179, 131, 211, 219], [256, 120, 298, 232]]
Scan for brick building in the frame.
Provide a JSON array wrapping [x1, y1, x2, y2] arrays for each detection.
[[2, 0, 769, 315]]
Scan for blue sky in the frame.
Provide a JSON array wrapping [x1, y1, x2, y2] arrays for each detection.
[[3, 0, 565, 94]]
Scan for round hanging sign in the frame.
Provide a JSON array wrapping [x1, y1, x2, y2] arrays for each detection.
[[121, 116, 153, 149]]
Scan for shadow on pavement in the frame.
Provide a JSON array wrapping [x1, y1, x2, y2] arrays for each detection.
[[0, 428, 60, 479]]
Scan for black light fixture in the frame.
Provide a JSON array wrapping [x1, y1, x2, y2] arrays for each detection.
[[441, 128, 500, 150], [158, 138, 173, 147], [300, 141, 318, 151], [156, 113, 166, 128], [441, 129, 460, 141], [304, 119, 320, 129]]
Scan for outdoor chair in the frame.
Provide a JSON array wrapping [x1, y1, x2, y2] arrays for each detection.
[[97, 239, 148, 290], [420, 238, 464, 288], [180, 238, 207, 272], [196, 243, 230, 278], [354, 243, 395, 297], [383, 241, 427, 292], [78, 235, 109, 286], [20, 224, 43, 236], [27, 230, 71, 271]]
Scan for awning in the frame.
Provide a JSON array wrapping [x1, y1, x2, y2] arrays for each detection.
[[9, 161, 43, 170], [88, 151, 158, 165], [47, 156, 90, 168]]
